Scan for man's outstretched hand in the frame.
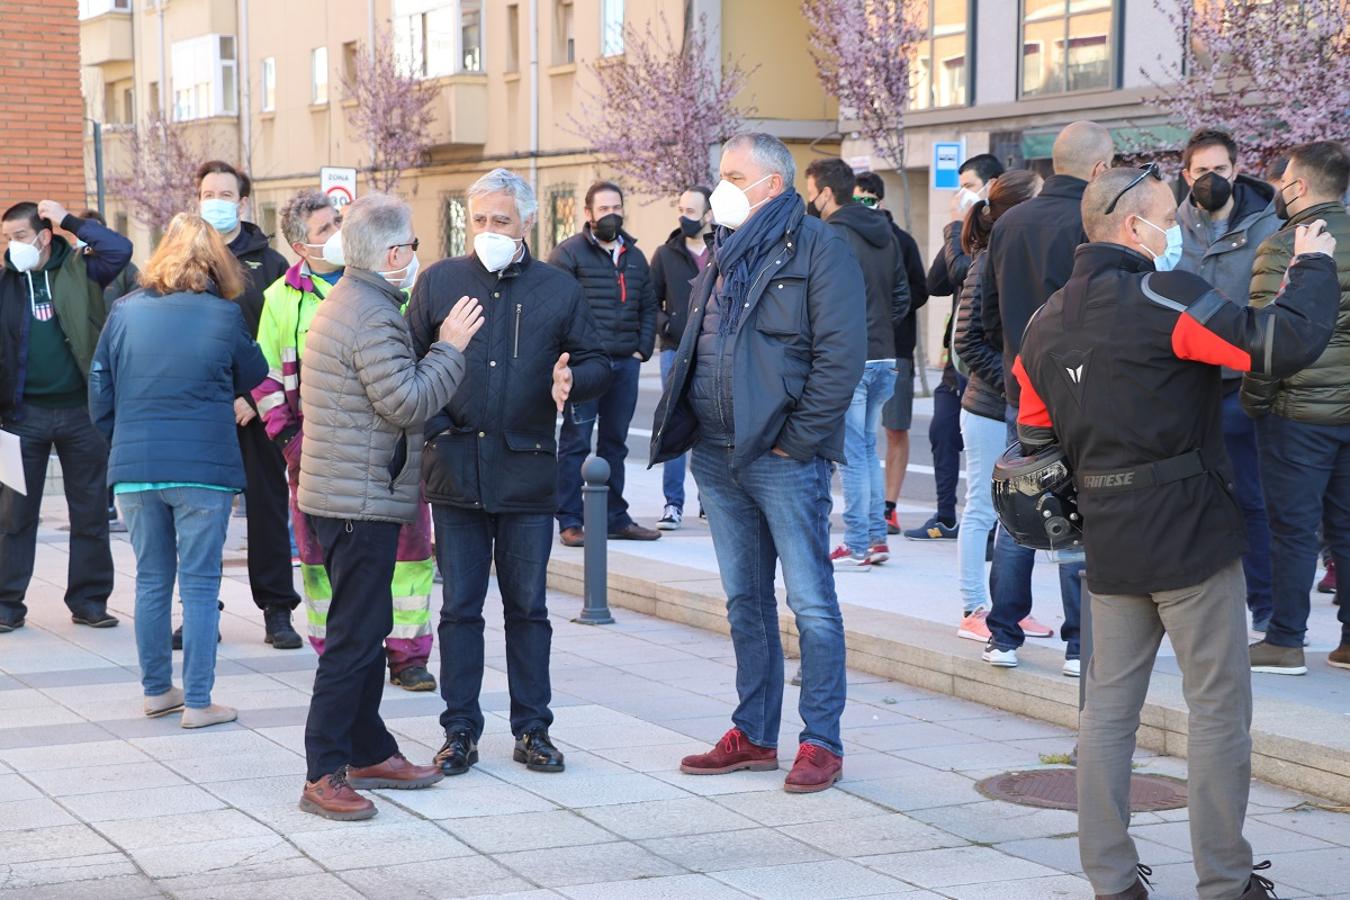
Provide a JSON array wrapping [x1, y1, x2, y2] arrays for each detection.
[[552, 352, 573, 412]]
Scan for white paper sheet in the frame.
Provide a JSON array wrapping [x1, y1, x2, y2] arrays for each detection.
[[0, 430, 26, 496]]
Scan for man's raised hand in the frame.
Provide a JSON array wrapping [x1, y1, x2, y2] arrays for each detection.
[[439, 296, 484, 351], [552, 352, 573, 412]]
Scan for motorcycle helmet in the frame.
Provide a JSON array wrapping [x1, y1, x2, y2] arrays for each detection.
[[992, 442, 1083, 551]]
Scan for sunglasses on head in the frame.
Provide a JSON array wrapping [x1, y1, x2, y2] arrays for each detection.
[[854, 196, 879, 208], [1103, 162, 1163, 215]]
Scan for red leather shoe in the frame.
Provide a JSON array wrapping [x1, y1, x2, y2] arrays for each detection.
[[784, 742, 842, 793], [347, 752, 444, 790], [680, 728, 778, 775], [1318, 559, 1336, 594]]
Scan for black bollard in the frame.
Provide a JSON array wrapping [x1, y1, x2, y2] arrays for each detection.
[[574, 454, 615, 625]]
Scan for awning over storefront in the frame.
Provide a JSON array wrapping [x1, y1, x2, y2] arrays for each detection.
[[1021, 124, 1191, 160]]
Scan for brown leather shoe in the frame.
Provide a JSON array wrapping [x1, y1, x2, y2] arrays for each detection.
[[1096, 864, 1152, 899], [784, 742, 842, 793], [1329, 641, 1350, 670], [560, 527, 584, 547], [299, 767, 377, 820], [680, 728, 779, 775], [347, 753, 444, 790], [610, 523, 661, 541]]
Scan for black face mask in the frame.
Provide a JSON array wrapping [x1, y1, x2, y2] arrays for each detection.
[[678, 216, 704, 238], [1274, 180, 1300, 222], [1190, 172, 1233, 213], [593, 213, 623, 243], [806, 196, 822, 218]]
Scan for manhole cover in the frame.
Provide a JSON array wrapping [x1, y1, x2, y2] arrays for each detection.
[[976, 769, 1188, 812]]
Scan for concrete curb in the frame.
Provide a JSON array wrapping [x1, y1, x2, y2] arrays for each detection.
[[547, 550, 1350, 805]]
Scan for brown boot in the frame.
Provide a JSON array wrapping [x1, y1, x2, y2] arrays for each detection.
[[299, 767, 377, 820], [1329, 641, 1350, 670], [559, 527, 584, 548], [347, 753, 444, 790]]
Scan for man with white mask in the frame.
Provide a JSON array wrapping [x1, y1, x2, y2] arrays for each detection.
[[406, 168, 609, 778], [254, 190, 438, 690], [650, 132, 865, 793]]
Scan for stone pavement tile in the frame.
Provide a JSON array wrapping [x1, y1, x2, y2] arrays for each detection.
[[942, 713, 1075, 742], [832, 752, 931, 782], [560, 873, 752, 899], [860, 845, 1058, 888], [874, 696, 1002, 724], [618, 660, 740, 692], [375, 774, 560, 820], [128, 728, 283, 761], [0, 797, 78, 830], [126, 833, 305, 879], [650, 769, 785, 797], [290, 819, 476, 870], [844, 721, 984, 753], [492, 841, 686, 888], [836, 705, 926, 732], [0, 853, 139, 891], [0, 689, 68, 711], [158, 745, 307, 783], [991, 835, 1088, 875], [24, 760, 187, 797], [549, 704, 652, 729], [1128, 818, 1336, 856], [173, 872, 366, 900], [709, 786, 886, 827], [578, 796, 759, 841], [508, 772, 692, 808], [1253, 807, 1350, 847], [340, 855, 533, 899], [906, 801, 1080, 843], [1130, 836, 1203, 866], [460, 893, 563, 900], [603, 692, 738, 724], [939, 873, 1095, 899], [233, 653, 321, 674], [97, 715, 217, 740], [61, 783, 227, 823], [98, 808, 274, 850], [588, 740, 712, 773], [476, 749, 628, 785], [709, 858, 912, 899], [781, 813, 967, 858], [0, 722, 113, 750], [0, 873, 160, 899], [0, 675, 23, 692], [831, 771, 982, 814], [251, 724, 307, 755], [440, 809, 615, 854], [0, 823, 116, 864], [641, 827, 829, 872], [152, 856, 324, 896], [0, 738, 149, 772], [893, 739, 1055, 772], [554, 721, 704, 751], [0, 774, 40, 803], [1245, 779, 1325, 812]]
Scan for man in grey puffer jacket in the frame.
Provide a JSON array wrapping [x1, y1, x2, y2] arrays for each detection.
[[296, 193, 484, 821]]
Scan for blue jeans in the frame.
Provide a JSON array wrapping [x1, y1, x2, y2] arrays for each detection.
[[931, 378, 966, 523], [958, 409, 1005, 613], [660, 349, 688, 510], [433, 505, 554, 740], [1221, 390, 1272, 625], [120, 487, 234, 708], [986, 406, 1083, 657], [690, 442, 846, 756], [1256, 414, 1350, 647], [557, 356, 640, 532], [842, 360, 896, 554]]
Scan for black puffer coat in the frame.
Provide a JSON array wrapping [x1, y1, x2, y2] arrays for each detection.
[[547, 223, 657, 360], [952, 250, 1004, 422]]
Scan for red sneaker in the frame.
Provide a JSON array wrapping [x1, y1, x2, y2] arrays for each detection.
[[866, 543, 890, 564], [1318, 559, 1336, 594], [784, 742, 843, 793], [885, 508, 900, 535], [680, 728, 779, 775]]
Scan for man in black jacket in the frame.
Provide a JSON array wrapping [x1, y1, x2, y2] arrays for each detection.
[[408, 167, 610, 777], [853, 173, 931, 536], [548, 181, 660, 545], [0, 201, 130, 633], [650, 185, 713, 530], [652, 133, 865, 793], [1014, 166, 1338, 900], [196, 160, 302, 649], [981, 122, 1114, 673], [806, 158, 910, 569]]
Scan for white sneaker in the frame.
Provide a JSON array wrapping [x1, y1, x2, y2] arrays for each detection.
[[656, 504, 683, 531], [982, 644, 1018, 668], [1062, 658, 1081, 678]]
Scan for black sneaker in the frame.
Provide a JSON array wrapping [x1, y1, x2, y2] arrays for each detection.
[[174, 600, 224, 650], [1238, 861, 1278, 900], [656, 504, 683, 531], [390, 665, 436, 692], [433, 731, 479, 776], [263, 607, 302, 649], [0, 617, 25, 634], [71, 609, 119, 628], [514, 728, 566, 773], [904, 515, 958, 541]]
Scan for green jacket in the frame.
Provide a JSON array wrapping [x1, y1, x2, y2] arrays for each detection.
[[1241, 201, 1350, 424]]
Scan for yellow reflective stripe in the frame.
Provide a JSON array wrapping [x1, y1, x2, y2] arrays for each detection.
[[392, 558, 434, 598]]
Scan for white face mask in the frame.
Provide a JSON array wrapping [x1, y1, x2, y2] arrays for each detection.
[[474, 231, 521, 272], [956, 186, 984, 215], [710, 174, 774, 229], [320, 230, 345, 267], [380, 252, 420, 290], [7, 236, 41, 274]]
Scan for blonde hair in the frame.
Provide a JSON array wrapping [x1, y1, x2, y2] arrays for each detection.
[[139, 213, 247, 299]]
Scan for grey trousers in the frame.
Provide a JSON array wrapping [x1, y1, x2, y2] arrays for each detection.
[[1078, 560, 1254, 900]]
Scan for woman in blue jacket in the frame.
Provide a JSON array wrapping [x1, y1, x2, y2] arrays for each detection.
[[89, 213, 267, 729]]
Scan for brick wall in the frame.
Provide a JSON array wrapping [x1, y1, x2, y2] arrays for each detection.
[[0, 0, 85, 215]]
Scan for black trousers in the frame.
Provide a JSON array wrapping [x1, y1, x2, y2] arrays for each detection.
[[238, 417, 300, 611], [304, 516, 401, 781]]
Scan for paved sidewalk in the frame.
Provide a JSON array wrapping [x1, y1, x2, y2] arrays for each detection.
[[1, 515, 1348, 898]]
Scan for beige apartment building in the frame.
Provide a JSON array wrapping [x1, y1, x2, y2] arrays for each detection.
[[79, 0, 1192, 365]]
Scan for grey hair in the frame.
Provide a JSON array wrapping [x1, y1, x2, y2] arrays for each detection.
[[468, 167, 538, 222], [340, 192, 413, 271], [280, 189, 333, 247], [725, 132, 796, 185]]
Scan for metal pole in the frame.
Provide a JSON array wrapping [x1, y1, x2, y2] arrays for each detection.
[[574, 454, 615, 625], [91, 121, 106, 219]]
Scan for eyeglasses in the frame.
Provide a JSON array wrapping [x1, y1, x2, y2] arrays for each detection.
[[389, 238, 420, 252], [1103, 162, 1163, 215], [854, 196, 879, 209]]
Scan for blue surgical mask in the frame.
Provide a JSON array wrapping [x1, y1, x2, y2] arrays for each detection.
[[1137, 217, 1183, 272], [200, 198, 240, 235]]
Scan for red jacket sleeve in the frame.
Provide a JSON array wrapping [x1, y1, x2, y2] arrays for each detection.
[[1013, 355, 1056, 451]]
